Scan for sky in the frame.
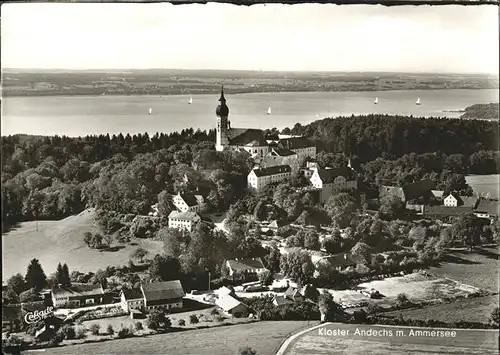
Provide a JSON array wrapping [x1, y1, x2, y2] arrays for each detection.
[[1, 3, 498, 74]]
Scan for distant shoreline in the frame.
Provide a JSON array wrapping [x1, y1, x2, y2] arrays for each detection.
[[2, 87, 499, 99]]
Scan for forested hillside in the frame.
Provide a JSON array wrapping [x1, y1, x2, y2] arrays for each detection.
[[2, 115, 499, 232], [460, 103, 499, 120]]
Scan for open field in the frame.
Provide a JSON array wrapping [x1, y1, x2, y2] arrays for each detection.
[[78, 304, 252, 334], [321, 273, 481, 308], [2, 69, 497, 97], [1, 209, 163, 279], [428, 247, 499, 293], [466, 174, 500, 200], [47, 321, 315, 355], [386, 295, 499, 324], [284, 323, 499, 355]]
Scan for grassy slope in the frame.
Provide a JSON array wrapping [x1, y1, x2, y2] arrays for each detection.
[[1, 209, 163, 279], [287, 323, 499, 355], [427, 247, 499, 293], [48, 321, 314, 355], [385, 295, 499, 323]]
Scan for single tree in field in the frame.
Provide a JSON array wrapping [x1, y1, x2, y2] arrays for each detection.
[[131, 247, 149, 263], [452, 213, 483, 250], [55, 263, 64, 286], [83, 232, 93, 247], [25, 258, 47, 292], [61, 263, 71, 287], [490, 307, 499, 326]]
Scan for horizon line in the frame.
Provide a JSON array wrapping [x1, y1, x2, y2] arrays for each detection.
[[2, 68, 498, 76]]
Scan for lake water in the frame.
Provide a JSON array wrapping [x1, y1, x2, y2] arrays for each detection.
[[1, 89, 498, 137]]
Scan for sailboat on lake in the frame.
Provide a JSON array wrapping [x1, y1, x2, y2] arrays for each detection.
[[188, 96, 193, 104], [374, 97, 379, 105], [416, 97, 421, 105], [148, 108, 152, 115], [267, 106, 272, 115]]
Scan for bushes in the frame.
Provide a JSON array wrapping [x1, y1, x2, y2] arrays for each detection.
[[189, 314, 199, 324], [75, 327, 87, 339], [178, 319, 186, 326], [245, 295, 321, 321], [89, 323, 100, 336], [117, 327, 133, 339], [58, 325, 76, 340], [238, 346, 258, 355], [135, 322, 143, 331], [106, 324, 114, 336], [210, 308, 220, 316]]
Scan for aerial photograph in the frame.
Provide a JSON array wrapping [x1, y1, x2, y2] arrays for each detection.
[[1, 2, 499, 355]]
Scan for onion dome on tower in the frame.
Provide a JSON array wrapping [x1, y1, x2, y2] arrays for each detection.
[[216, 86, 229, 117]]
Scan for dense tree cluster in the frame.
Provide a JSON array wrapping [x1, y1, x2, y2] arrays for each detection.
[[287, 115, 498, 161]]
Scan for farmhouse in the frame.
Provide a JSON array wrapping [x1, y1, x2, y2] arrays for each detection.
[[141, 280, 185, 311], [51, 283, 104, 308], [283, 286, 304, 302], [120, 288, 144, 313], [273, 295, 295, 307], [473, 199, 500, 219], [380, 179, 436, 203], [168, 211, 201, 232], [215, 295, 249, 317], [172, 192, 207, 213], [443, 193, 479, 208], [225, 258, 267, 277], [314, 253, 364, 272], [423, 205, 473, 218], [309, 165, 357, 203], [247, 165, 292, 196]]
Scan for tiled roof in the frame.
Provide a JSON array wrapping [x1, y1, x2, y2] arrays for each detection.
[[316, 253, 364, 268], [446, 192, 461, 201], [316, 167, 356, 183], [273, 295, 294, 306], [474, 199, 500, 216], [402, 179, 436, 201], [122, 288, 144, 301], [215, 286, 235, 297], [459, 196, 479, 208], [227, 258, 266, 272], [168, 211, 199, 221], [431, 190, 445, 198], [141, 280, 185, 302], [52, 283, 104, 298], [424, 206, 473, 216], [251, 165, 291, 177], [215, 295, 246, 312], [270, 147, 297, 157], [229, 129, 268, 146], [179, 193, 199, 207], [268, 219, 287, 229], [278, 137, 314, 150]]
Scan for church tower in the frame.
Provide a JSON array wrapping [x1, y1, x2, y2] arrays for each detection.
[[215, 86, 230, 152]]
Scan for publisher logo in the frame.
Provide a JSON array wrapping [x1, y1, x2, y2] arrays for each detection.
[[24, 306, 54, 324]]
